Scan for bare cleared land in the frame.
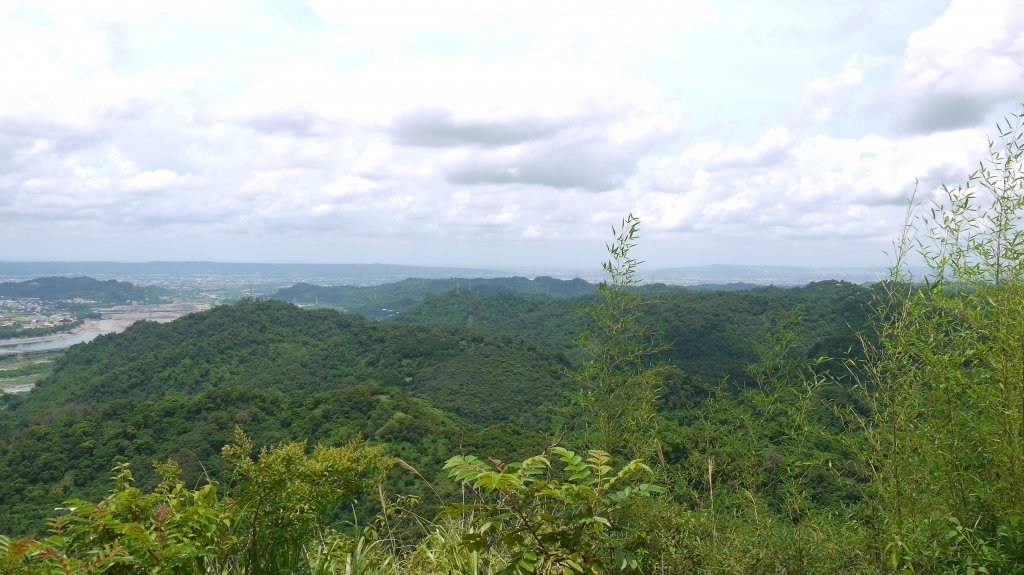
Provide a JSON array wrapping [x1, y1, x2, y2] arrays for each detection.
[[0, 373, 45, 394]]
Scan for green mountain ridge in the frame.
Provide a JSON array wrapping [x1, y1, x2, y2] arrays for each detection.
[[268, 275, 595, 318], [0, 276, 163, 304], [395, 279, 875, 381]]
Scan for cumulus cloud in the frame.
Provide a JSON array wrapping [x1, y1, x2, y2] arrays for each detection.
[[1, 0, 1015, 267], [441, 136, 644, 191], [391, 106, 567, 148], [223, 55, 680, 191], [639, 122, 988, 246], [886, 0, 1024, 134], [801, 55, 866, 125], [243, 108, 339, 138], [677, 126, 795, 172], [121, 169, 190, 192]]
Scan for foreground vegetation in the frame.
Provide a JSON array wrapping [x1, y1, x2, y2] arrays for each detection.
[[4, 111, 1024, 573]]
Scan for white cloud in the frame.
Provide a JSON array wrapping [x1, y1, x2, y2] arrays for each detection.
[[121, 168, 189, 192], [678, 126, 795, 172], [638, 123, 988, 247], [1, 0, 1017, 268], [802, 55, 866, 124], [886, 0, 1024, 133]]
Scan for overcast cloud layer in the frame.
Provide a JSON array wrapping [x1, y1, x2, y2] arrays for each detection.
[[1, 0, 1022, 269]]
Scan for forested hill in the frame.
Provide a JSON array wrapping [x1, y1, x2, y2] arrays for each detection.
[[395, 279, 876, 380], [0, 300, 566, 534], [0, 282, 875, 536], [5, 300, 569, 421], [269, 276, 595, 318], [0, 276, 162, 303]]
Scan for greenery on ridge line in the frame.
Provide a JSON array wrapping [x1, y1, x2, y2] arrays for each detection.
[[395, 278, 876, 384], [269, 276, 596, 319]]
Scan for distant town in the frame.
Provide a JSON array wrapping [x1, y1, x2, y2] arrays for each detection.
[[0, 297, 81, 331]]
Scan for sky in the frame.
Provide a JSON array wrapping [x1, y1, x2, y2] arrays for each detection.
[[1, 0, 1022, 270]]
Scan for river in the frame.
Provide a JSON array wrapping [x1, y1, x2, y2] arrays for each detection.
[[0, 331, 103, 355], [0, 302, 209, 358]]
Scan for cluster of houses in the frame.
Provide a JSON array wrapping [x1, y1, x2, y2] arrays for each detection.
[[0, 298, 76, 329]]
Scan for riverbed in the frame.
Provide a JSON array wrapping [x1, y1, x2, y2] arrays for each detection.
[[0, 302, 209, 357]]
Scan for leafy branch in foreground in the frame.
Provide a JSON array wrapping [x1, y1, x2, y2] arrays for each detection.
[[1, 461, 229, 575], [444, 447, 663, 575], [1, 430, 393, 575], [220, 427, 392, 575]]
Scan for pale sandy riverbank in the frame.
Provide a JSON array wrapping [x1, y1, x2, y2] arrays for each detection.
[[0, 302, 210, 346], [2, 303, 210, 392]]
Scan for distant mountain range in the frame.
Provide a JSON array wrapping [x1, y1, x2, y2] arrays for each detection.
[[643, 264, 900, 286], [0, 261, 911, 288], [0, 262, 509, 288]]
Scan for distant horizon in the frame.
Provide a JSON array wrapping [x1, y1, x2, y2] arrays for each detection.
[[0, 260, 902, 288], [0, 258, 895, 271]]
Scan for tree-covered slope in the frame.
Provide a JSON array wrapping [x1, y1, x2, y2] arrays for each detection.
[[650, 280, 874, 379], [5, 300, 563, 414], [412, 344, 568, 427], [396, 280, 876, 381], [394, 290, 584, 359], [0, 300, 568, 535]]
